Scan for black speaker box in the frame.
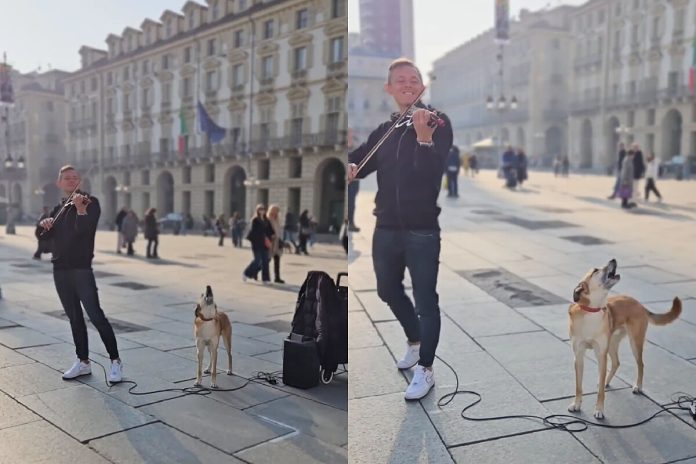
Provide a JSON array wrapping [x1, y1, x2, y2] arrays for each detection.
[[283, 334, 320, 389]]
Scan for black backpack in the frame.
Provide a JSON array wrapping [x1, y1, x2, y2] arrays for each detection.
[[289, 271, 348, 383]]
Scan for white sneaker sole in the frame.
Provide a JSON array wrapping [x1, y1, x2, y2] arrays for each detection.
[[404, 382, 434, 401], [62, 370, 92, 380]]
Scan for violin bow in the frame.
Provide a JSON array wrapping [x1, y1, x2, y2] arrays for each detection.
[[353, 86, 428, 178]]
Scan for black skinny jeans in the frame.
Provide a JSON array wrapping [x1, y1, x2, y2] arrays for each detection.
[[53, 269, 119, 361]]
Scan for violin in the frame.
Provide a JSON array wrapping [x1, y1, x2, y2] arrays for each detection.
[[65, 190, 93, 209], [409, 102, 446, 128]]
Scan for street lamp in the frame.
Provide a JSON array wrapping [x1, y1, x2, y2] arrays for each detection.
[[615, 125, 632, 143], [3, 155, 25, 234], [485, 45, 518, 150]]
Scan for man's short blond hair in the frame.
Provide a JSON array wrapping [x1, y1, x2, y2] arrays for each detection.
[[58, 165, 78, 180], [387, 58, 423, 84]]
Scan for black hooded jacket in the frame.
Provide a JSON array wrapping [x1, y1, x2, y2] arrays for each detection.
[[41, 193, 101, 270], [348, 106, 453, 230]]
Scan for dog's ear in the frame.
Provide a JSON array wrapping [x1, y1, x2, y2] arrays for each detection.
[[573, 281, 588, 303]]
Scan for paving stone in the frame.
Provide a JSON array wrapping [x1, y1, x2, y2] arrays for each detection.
[[515, 303, 572, 341], [348, 310, 384, 349], [444, 300, 541, 337], [619, 264, 694, 285], [252, 349, 283, 365], [90, 422, 244, 463], [88, 374, 188, 407], [17, 343, 111, 373], [423, 377, 551, 446], [140, 395, 293, 454], [0, 326, 63, 348], [246, 395, 347, 447], [450, 429, 601, 464], [645, 318, 696, 359], [252, 331, 288, 347], [19, 384, 155, 442], [273, 373, 349, 412], [120, 329, 194, 351], [230, 335, 281, 356], [0, 391, 40, 429], [0, 421, 110, 463], [609, 343, 696, 406], [0, 343, 34, 369], [545, 390, 696, 464], [348, 392, 453, 464], [0, 362, 71, 397], [477, 331, 628, 401], [205, 375, 290, 410], [351, 290, 396, 322], [232, 322, 279, 338], [0, 318, 18, 328], [348, 345, 406, 400], [236, 432, 348, 464]]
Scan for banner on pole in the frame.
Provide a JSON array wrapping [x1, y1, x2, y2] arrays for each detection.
[[495, 0, 510, 44]]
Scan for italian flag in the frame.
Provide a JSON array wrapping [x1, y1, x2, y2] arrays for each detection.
[[690, 36, 696, 96], [178, 106, 188, 156]]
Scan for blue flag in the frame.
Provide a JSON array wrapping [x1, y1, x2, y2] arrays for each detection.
[[197, 101, 226, 144]]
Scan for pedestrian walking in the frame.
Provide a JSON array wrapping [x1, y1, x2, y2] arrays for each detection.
[[215, 214, 227, 246], [144, 208, 160, 258], [645, 152, 663, 202], [282, 211, 299, 252], [121, 210, 139, 255], [619, 150, 637, 209], [298, 210, 311, 255], [516, 147, 528, 186], [267, 205, 285, 284], [114, 206, 128, 253], [608, 143, 626, 199], [243, 204, 272, 284], [631, 143, 645, 202], [445, 145, 461, 198]]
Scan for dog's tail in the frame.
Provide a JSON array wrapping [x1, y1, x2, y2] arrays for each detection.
[[647, 297, 682, 326]]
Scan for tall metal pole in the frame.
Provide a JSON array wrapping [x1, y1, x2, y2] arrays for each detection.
[[2, 52, 15, 234]]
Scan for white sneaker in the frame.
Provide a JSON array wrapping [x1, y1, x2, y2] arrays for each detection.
[[108, 359, 123, 383], [396, 342, 420, 370], [404, 365, 435, 401], [62, 359, 91, 379]]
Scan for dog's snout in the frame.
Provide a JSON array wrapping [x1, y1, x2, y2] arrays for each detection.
[[206, 285, 213, 298]]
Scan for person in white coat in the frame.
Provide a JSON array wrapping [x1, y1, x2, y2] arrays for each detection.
[[644, 152, 662, 202]]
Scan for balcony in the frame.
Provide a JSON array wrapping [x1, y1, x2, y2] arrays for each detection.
[[231, 84, 245, 97], [291, 69, 308, 84], [659, 85, 693, 102], [259, 77, 275, 91], [327, 61, 346, 77], [570, 98, 600, 114], [542, 107, 567, 120]]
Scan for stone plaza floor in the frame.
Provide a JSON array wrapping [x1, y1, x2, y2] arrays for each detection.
[[0, 227, 347, 463], [348, 170, 696, 464]]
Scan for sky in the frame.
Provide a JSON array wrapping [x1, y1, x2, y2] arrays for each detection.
[[0, 0, 180, 73], [348, 0, 588, 82]]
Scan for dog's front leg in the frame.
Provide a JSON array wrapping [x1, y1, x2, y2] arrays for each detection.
[[194, 339, 206, 387], [209, 341, 219, 389], [568, 341, 585, 412], [593, 344, 608, 420]]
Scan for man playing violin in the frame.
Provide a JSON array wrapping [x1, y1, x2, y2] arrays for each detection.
[[347, 58, 453, 400], [40, 165, 123, 383]]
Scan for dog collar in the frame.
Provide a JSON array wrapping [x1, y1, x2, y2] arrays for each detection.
[[580, 305, 602, 313]]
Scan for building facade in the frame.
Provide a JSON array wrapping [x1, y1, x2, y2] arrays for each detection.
[[430, 0, 696, 171], [357, 0, 414, 60], [63, 0, 347, 232], [0, 69, 70, 221]]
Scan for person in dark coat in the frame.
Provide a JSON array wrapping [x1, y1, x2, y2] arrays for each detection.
[[445, 145, 461, 198], [121, 210, 139, 256], [608, 142, 626, 199], [33, 206, 52, 260], [298, 210, 311, 255], [114, 206, 128, 253], [243, 204, 273, 284], [631, 143, 645, 202], [144, 208, 159, 259], [501, 146, 518, 188], [516, 148, 528, 186]]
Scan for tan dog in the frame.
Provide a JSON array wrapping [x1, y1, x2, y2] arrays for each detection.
[[194, 285, 233, 388], [568, 258, 681, 419]]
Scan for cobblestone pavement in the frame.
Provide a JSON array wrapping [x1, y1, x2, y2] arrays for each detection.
[[0, 227, 347, 463], [348, 170, 696, 464]]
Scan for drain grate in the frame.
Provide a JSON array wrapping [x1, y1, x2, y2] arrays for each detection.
[[561, 235, 613, 245], [110, 282, 156, 290], [498, 217, 577, 230], [457, 268, 567, 308], [252, 319, 290, 333], [44, 311, 148, 333]]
